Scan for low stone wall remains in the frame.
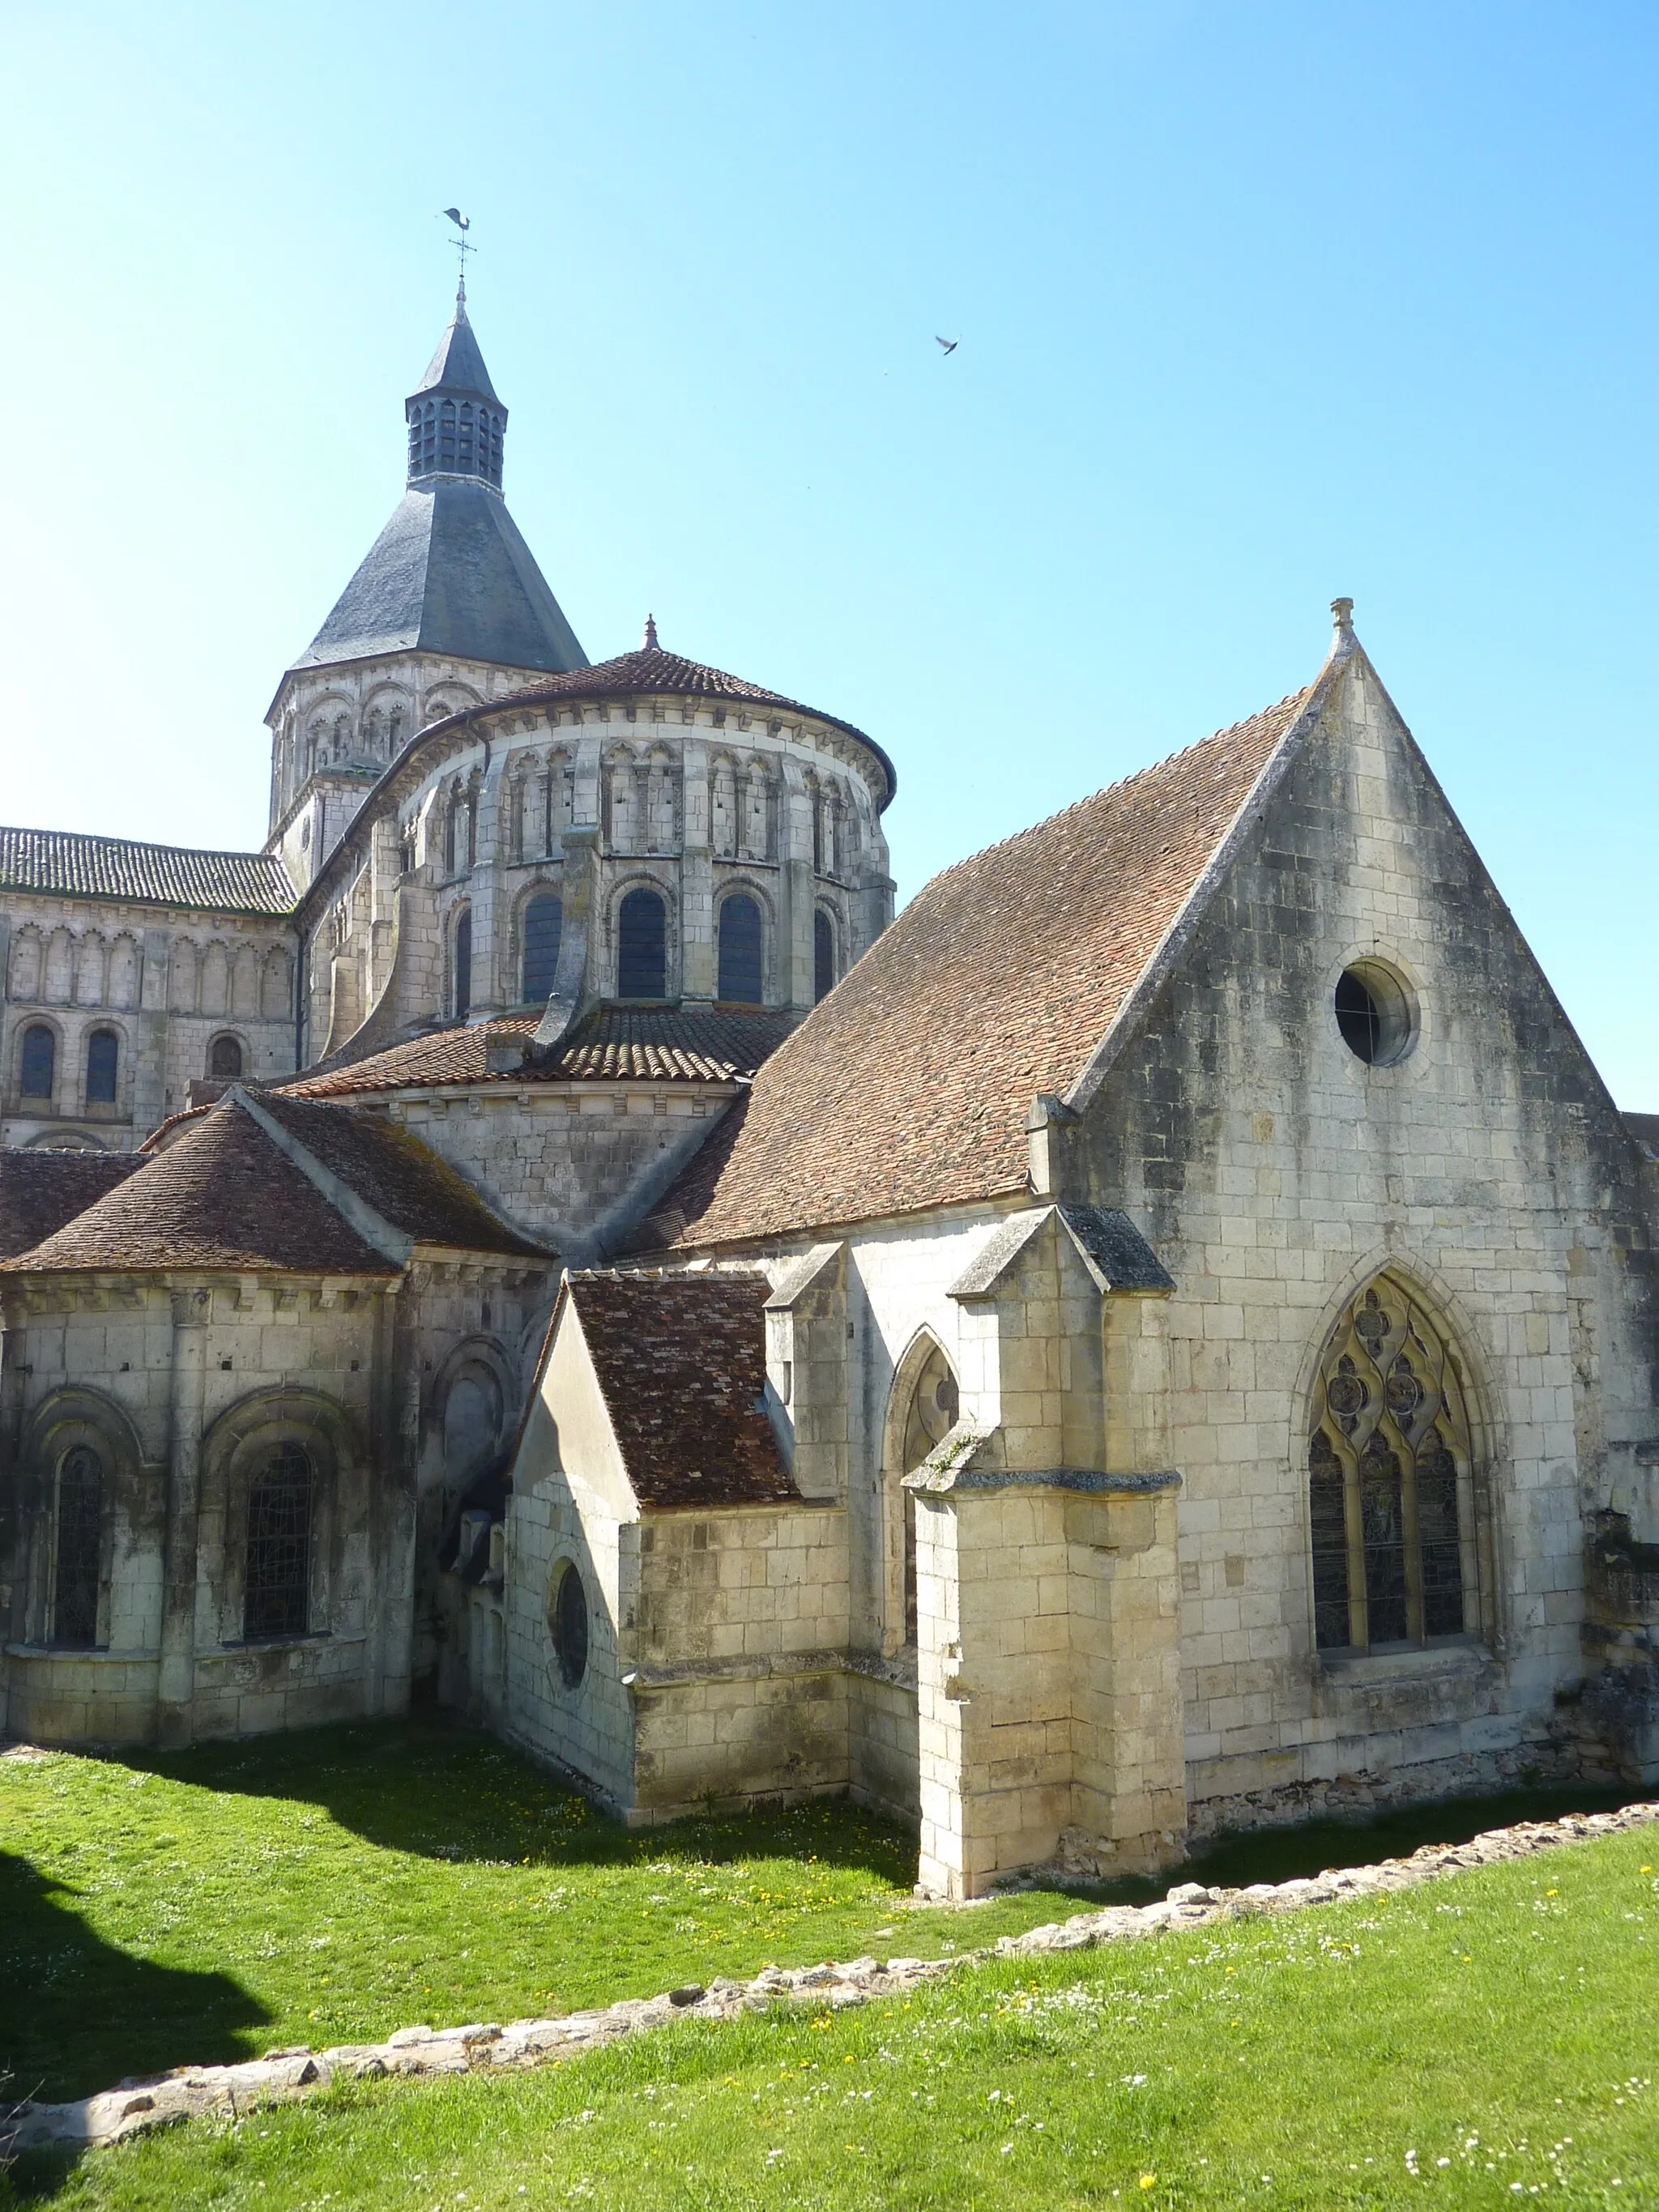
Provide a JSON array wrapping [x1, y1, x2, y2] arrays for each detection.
[[8, 1799, 1656, 2159]]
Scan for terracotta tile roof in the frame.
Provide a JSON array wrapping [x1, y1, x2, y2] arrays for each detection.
[[0, 827, 296, 915], [663, 689, 1312, 1247], [1, 1100, 391, 1276], [565, 1269, 797, 1508], [279, 1003, 797, 1099], [496, 644, 896, 806], [251, 1092, 548, 1258], [0, 1150, 144, 1259]]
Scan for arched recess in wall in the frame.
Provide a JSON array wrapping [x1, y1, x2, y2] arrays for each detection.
[[451, 903, 473, 1021], [19, 1387, 145, 1650], [17, 1018, 58, 1103], [200, 1387, 360, 1648], [1305, 1270, 1493, 1656], [83, 1026, 121, 1108], [881, 1331, 962, 1653], [813, 907, 838, 1004], [430, 1337, 517, 1499], [208, 1033, 245, 1080]]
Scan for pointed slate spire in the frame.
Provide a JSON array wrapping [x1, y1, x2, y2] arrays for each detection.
[[407, 288, 506, 489]]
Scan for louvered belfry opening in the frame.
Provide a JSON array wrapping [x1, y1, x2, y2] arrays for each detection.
[[245, 1443, 313, 1641], [1308, 1277, 1476, 1653], [53, 1445, 103, 1647]]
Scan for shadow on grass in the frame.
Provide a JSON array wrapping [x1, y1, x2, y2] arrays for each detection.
[[0, 1853, 272, 2107], [125, 1715, 921, 1886]]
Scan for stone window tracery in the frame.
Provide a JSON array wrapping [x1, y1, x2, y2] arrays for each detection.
[[1308, 1277, 1473, 1652], [53, 1443, 103, 1648], [244, 1442, 313, 1642]]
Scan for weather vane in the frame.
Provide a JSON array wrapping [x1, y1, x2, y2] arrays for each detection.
[[441, 208, 475, 300]]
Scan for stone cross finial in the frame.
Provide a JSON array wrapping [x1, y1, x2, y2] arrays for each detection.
[[642, 614, 659, 650]]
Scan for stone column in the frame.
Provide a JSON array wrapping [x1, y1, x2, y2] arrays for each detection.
[[156, 1285, 209, 1748], [680, 735, 714, 1001], [778, 757, 815, 1010], [468, 745, 509, 1017], [370, 1281, 420, 1715]]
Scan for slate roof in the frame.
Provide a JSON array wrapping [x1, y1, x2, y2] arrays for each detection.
[[292, 481, 587, 676], [565, 1269, 798, 1508], [0, 1101, 392, 1276], [415, 296, 499, 403], [661, 688, 1313, 1247], [251, 1092, 548, 1257], [0, 828, 296, 915], [0, 1150, 144, 1259], [496, 646, 897, 807], [279, 1003, 797, 1098]]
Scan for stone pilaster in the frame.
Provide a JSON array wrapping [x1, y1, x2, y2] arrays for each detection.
[[156, 1285, 209, 1748]]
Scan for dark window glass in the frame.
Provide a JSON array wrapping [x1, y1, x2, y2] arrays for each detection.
[[53, 1445, 102, 1647], [85, 1029, 118, 1105], [552, 1562, 589, 1688], [522, 893, 563, 1004], [1417, 1434, 1466, 1637], [210, 1035, 243, 1080], [617, 888, 667, 999], [19, 1024, 54, 1099], [1308, 1430, 1350, 1652], [1335, 969, 1383, 1062], [454, 909, 472, 1021], [244, 1443, 313, 1641], [717, 893, 763, 1004], [813, 910, 835, 1004]]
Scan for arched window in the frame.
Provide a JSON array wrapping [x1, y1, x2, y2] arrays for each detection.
[[454, 908, 473, 1022], [717, 893, 763, 1004], [522, 893, 563, 1004], [210, 1034, 243, 1081], [19, 1023, 55, 1100], [617, 888, 667, 999], [1308, 1277, 1473, 1653], [896, 1341, 960, 1647], [245, 1442, 313, 1641], [53, 1444, 103, 1647], [814, 910, 835, 1004], [85, 1028, 119, 1106], [549, 1559, 589, 1689]]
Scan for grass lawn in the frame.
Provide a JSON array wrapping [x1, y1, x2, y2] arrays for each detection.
[[10, 1823, 1657, 2210], [1, 1718, 1094, 2103]]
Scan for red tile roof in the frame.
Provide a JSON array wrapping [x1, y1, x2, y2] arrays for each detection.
[[2, 1101, 392, 1276], [251, 1092, 548, 1258], [0, 827, 296, 915], [565, 1269, 797, 1508], [662, 688, 1313, 1247], [279, 1003, 797, 1099], [0, 1150, 144, 1259]]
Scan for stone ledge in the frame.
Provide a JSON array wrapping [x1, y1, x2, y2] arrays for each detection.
[[7, 1798, 1654, 2155]]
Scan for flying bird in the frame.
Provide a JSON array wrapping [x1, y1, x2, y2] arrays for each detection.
[[936, 335, 958, 355], [442, 208, 470, 231]]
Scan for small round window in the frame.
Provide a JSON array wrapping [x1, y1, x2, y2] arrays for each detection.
[[548, 1560, 589, 1690], [1334, 961, 1416, 1068]]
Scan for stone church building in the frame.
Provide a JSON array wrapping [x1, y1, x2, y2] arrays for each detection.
[[2, 286, 1657, 1894]]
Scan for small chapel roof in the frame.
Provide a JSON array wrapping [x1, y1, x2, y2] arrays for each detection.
[[279, 1002, 798, 1099], [655, 682, 1317, 1247], [561, 1268, 798, 1508], [0, 827, 296, 915], [1, 1100, 394, 1276], [0, 1150, 144, 1259]]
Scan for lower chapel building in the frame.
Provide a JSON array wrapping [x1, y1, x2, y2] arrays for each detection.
[[3, 292, 1658, 1894]]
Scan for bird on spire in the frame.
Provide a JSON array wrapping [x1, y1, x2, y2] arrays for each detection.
[[440, 208, 475, 301]]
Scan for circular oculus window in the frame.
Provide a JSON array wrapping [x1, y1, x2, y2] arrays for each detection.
[[548, 1559, 590, 1690], [1334, 961, 1417, 1068]]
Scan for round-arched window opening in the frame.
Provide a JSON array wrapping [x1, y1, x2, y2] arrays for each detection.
[[548, 1559, 590, 1689], [1334, 961, 1416, 1068]]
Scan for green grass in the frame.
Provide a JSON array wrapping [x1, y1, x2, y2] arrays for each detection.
[[0, 1719, 1093, 2103], [11, 1825, 1657, 2210]]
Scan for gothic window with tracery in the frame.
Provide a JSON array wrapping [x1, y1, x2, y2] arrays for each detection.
[[53, 1444, 103, 1647], [244, 1442, 313, 1641], [1308, 1277, 1473, 1652]]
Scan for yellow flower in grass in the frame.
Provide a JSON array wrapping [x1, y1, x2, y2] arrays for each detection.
[[1139, 2176, 1158, 2191]]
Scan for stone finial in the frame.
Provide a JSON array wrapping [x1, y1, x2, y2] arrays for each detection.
[[1331, 596, 1355, 632], [642, 614, 659, 650]]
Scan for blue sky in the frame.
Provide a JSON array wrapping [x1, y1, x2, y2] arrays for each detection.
[[2, 2, 1655, 1097]]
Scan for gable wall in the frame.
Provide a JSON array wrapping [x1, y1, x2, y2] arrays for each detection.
[[1060, 653, 1659, 1828]]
